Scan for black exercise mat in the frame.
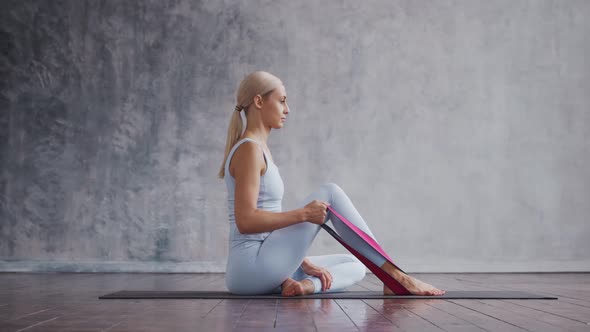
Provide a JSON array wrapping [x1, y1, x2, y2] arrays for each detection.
[[99, 290, 557, 300]]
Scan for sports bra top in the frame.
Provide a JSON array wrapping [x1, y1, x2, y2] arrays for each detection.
[[224, 138, 284, 242]]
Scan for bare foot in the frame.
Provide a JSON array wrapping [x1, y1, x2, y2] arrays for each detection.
[[281, 278, 315, 297], [381, 263, 445, 296]]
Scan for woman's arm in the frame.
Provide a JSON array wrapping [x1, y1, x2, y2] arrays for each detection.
[[233, 141, 308, 234]]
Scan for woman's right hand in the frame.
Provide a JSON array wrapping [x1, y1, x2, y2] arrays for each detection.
[[304, 200, 330, 225]]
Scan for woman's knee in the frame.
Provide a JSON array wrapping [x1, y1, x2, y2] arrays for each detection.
[[338, 253, 366, 282], [351, 260, 367, 282], [344, 253, 362, 265], [320, 182, 343, 195]]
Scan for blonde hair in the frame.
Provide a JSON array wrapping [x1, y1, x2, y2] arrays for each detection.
[[217, 71, 283, 179]]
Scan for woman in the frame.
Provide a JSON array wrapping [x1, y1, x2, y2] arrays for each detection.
[[218, 71, 445, 296]]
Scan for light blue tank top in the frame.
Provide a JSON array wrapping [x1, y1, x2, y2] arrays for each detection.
[[224, 138, 284, 242]]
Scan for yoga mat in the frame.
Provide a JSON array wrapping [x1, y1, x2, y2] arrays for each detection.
[[99, 290, 557, 300]]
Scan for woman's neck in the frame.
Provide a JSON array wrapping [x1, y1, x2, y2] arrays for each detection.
[[241, 129, 269, 145]]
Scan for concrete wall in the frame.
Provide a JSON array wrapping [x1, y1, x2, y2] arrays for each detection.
[[1, 0, 588, 273]]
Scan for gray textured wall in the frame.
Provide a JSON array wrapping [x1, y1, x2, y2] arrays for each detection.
[[1, 0, 588, 273]]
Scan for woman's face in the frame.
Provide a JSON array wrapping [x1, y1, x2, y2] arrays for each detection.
[[261, 85, 289, 129]]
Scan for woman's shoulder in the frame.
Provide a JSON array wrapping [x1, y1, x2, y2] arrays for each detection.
[[228, 139, 267, 177]]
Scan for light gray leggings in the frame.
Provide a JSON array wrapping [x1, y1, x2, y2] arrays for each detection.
[[225, 183, 388, 295]]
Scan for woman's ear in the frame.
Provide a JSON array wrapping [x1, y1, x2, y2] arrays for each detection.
[[253, 94, 263, 109]]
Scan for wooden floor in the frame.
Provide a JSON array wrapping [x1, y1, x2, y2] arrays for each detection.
[[0, 272, 588, 331]]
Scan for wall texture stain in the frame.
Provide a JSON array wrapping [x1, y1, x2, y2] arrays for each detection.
[[0, 0, 589, 272]]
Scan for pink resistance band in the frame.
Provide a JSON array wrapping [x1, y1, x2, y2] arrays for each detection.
[[322, 206, 411, 295]]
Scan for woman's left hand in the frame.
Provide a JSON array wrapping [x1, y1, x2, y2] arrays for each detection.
[[301, 261, 332, 292]]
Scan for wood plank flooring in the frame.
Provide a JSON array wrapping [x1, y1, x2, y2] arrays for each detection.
[[0, 272, 588, 331]]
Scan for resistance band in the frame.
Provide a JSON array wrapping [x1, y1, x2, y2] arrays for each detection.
[[321, 206, 411, 295]]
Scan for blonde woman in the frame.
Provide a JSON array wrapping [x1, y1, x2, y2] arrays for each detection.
[[219, 71, 445, 296]]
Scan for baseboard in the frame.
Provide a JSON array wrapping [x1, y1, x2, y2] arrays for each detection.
[[0, 260, 226, 273], [397, 259, 590, 273], [1, 259, 589, 273]]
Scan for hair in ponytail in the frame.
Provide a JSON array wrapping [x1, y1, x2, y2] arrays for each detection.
[[217, 71, 282, 179]]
